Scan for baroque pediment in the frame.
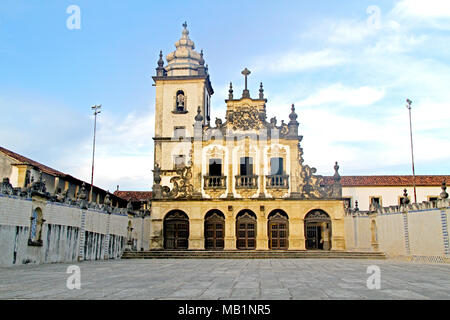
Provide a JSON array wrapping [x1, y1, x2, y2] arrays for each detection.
[[226, 106, 262, 131]]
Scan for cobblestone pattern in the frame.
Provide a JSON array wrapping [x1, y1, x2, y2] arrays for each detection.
[[1, 259, 449, 300]]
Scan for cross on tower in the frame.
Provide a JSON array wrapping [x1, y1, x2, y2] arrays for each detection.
[[241, 68, 251, 98], [182, 21, 187, 29]]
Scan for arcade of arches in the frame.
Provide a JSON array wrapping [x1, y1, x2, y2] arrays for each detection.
[[151, 200, 346, 251]]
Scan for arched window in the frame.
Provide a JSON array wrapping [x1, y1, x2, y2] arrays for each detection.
[[28, 208, 44, 246], [175, 90, 186, 112]]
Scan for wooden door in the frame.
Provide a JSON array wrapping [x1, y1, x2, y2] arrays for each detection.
[[236, 213, 257, 250], [205, 213, 225, 250]]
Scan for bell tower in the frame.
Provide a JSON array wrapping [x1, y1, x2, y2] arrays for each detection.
[[152, 22, 214, 174]]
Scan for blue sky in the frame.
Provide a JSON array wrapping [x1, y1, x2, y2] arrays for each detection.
[[1, 0, 449, 191]]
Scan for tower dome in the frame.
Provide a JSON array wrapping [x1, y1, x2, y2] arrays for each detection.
[[165, 22, 205, 77]]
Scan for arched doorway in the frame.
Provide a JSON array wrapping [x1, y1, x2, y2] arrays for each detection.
[[236, 210, 257, 250], [268, 210, 289, 250], [205, 210, 225, 250], [304, 210, 332, 250], [164, 210, 189, 250]]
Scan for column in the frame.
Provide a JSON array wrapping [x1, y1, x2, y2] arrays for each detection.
[[289, 217, 305, 250], [189, 218, 205, 250], [224, 208, 236, 250], [256, 209, 268, 250], [331, 219, 346, 250]]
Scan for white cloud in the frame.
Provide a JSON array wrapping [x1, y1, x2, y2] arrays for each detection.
[[296, 105, 450, 176], [252, 49, 346, 73], [327, 19, 378, 44], [393, 0, 450, 19], [296, 83, 385, 107], [58, 111, 155, 192]]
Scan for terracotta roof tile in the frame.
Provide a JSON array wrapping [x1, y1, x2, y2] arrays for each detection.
[[0, 146, 127, 202], [1, 146, 66, 177], [113, 191, 153, 202], [323, 175, 449, 187]]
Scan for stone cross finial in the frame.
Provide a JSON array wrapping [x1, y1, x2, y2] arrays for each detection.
[[241, 68, 251, 98]]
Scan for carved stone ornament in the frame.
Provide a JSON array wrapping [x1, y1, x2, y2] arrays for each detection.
[[228, 106, 261, 131], [305, 210, 331, 222], [300, 165, 333, 199], [162, 166, 194, 199]]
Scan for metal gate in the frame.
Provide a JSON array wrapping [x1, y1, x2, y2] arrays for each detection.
[[305, 224, 321, 250], [304, 210, 332, 251]]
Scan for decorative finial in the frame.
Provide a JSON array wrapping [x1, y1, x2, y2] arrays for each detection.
[[259, 82, 264, 99], [228, 82, 234, 100], [158, 50, 164, 67], [241, 68, 251, 98], [333, 161, 341, 182], [289, 104, 298, 124], [440, 181, 449, 199], [195, 106, 203, 122], [199, 49, 205, 66], [183, 21, 187, 29], [402, 189, 410, 205]]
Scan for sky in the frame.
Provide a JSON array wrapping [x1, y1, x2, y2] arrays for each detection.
[[1, 0, 449, 192]]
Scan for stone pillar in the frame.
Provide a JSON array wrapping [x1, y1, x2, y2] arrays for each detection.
[[189, 218, 205, 250], [103, 212, 111, 259], [256, 210, 268, 250], [53, 177, 60, 194], [150, 218, 163, 250], [322, 222, 330, 251], [78, 209, 86, 261], [290, 218, 305, 250], [226, 137, 234, 198], [331, 219, 346, 250], [224, 208, 236, 250]]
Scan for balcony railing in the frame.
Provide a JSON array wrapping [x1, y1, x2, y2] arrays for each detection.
[[235, 175, 259, 189], [266, 175, 289, 189], [204, 176, 227, 189]]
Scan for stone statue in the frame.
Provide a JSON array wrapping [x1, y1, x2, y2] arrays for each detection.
[[177, 92, 185, 109]]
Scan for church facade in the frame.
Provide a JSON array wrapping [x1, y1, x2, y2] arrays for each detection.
[[149, 23, 345, 251]]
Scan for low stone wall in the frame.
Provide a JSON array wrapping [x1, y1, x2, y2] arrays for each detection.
[[0, 193, 131, 267], [345, 197, 450, 263]]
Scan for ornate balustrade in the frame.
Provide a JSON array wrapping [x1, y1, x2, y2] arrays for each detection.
[[266, 175, 289, 189], [235, 175, 258, 189], [203, 176, 227, 189]]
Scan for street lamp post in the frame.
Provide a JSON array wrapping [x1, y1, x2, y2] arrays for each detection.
[[406, 99, 417, 203], [90, 105, 102, 203]]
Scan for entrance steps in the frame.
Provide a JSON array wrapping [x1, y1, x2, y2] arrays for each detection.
[[121, 250, 386, 260]]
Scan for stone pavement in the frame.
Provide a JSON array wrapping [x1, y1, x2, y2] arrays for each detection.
[[0, 259, 449, 300]]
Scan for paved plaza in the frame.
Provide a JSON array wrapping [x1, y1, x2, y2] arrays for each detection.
[[0, 259, 449, 300]]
